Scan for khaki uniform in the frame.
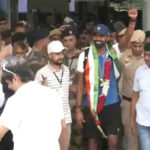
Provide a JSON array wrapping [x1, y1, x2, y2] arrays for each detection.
[[64, 49, 82, 150], [27, 48, 48, 75], [64, 49, 80, 109], [119, 49, 144, 150]]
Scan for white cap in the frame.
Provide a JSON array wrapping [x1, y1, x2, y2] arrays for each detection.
[[47, 41, 66, 54]]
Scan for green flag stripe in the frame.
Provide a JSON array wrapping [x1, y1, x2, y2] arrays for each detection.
[[106, 42, 122, 74], [92, 43, 99, 113]]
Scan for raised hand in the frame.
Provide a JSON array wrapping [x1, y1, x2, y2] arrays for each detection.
[[128, 9, 138, 21]]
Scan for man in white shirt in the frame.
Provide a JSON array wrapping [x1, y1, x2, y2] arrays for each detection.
[[131, 43, 150, 150], [0, 66, 4, 109], [0, 56, 68, 150], [35, 41, 72, 148]]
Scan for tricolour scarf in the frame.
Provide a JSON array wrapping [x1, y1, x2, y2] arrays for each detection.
[[85, 42, 122, 138]]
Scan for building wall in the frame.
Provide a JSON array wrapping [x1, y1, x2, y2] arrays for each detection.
[[28, 0, 69, 14], [27, 0, 70, 27]]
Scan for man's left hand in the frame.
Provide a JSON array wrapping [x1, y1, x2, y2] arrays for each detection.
[[128, 9, 138, 20]]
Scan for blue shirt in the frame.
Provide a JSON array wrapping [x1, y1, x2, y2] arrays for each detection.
[[84, 52, 120, 106]]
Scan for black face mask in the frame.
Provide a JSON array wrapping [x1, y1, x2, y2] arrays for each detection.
[[94, 40, 105, 49]]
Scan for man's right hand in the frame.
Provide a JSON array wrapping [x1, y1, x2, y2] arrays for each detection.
[[75, 109, 85, 128], [41, 75, 48, 86], [130, 119, 136, 135]]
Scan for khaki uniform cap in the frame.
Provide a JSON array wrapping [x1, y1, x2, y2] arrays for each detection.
[[130, 30, 145, 43], [50, 28, 61, 37]]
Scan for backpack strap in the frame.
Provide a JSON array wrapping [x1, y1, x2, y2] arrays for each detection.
[[83, 47, 90, 70], [83, 47, 90, 83]]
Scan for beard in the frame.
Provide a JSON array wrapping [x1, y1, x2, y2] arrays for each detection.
[[53, 59, 64, 66], [94, 40, 105, 50]]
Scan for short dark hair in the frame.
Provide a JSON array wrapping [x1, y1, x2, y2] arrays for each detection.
[[1, 29, 12, 40], [144, 43, 150, 51], [14, 20, 30, 32], [12, 32, 27, 45], [13, 41, 28, 53], [2, 56, 34, 83]]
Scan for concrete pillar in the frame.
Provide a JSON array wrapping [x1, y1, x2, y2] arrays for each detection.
[[142, 0, 150, 31]]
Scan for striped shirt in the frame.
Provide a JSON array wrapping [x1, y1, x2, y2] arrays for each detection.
[[35, 63, 72, 124]]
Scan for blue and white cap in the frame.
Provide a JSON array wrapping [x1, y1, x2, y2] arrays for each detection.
[[93, 24, 110, 36]]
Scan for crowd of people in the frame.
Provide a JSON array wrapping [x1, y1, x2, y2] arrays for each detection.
[[0, 8, 150, 150]]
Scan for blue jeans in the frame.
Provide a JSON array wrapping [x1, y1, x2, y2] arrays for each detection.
[[137, 123, 150, 150]]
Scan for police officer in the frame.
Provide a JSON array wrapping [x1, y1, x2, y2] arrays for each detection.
[[119, 30, 145, 150], [27, 28, 50, 74]]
